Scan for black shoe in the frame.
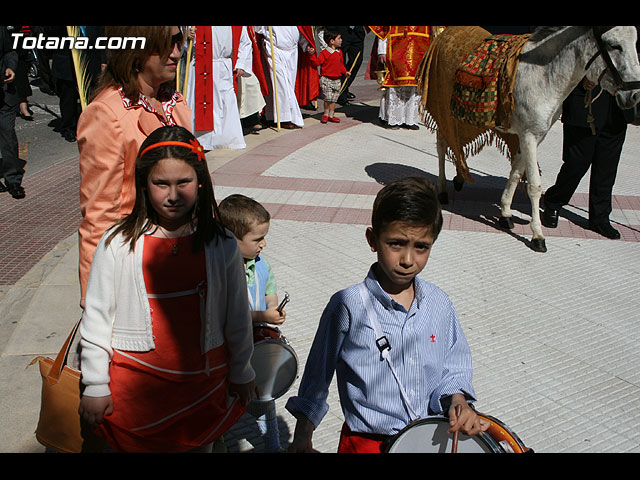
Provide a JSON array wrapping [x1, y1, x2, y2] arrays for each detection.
[[541, 204, 559, 228], [589, 221, 620, 239], [63, 130, 77, 142], [7, 184, 25, 199], [540, 197, 562, 228], [0, 181, 6, 193]]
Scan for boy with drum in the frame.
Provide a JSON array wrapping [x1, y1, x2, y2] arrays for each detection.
[[218, 194, 286, 452], [286, 177, 488, 453]]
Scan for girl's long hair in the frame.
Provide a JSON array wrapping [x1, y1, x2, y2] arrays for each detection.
[[106, 125, 227, 251]]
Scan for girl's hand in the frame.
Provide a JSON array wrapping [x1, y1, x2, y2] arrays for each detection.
[[79, 395, 113, 425], [228, 379, 257, 406]]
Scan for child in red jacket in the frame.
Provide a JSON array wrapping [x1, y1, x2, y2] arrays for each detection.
[[309, 29, 349, 123]]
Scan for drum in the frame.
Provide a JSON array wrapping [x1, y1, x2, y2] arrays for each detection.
[[385, 416, 503, 453], [385, 414, 531, 453], [251, 324, 298, 402]]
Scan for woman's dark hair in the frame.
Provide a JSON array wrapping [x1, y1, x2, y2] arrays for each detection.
[[371, 176, 443, 240], [106, 125, 227, 251]]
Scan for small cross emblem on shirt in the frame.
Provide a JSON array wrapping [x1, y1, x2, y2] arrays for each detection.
[[430, 334, 436, 343]]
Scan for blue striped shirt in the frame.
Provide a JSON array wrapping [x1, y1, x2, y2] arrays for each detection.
[[285, 265, 476, 436]]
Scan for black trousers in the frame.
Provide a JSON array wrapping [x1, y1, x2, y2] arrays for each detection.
[[545, 122, 626, 224], [0, 102, 22, 186], [56, 78, 80, 133], [337, 37, 364, 103]]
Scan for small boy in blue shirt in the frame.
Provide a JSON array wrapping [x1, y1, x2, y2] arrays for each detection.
[[218, 194, 286, 452], [286, 176, 487, 453]]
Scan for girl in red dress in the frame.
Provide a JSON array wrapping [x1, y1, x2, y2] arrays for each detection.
[[78, 126, 256, 452]]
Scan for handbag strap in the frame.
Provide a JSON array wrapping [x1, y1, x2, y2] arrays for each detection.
[[47, 319, 81, 384], [357, 283, 420, 422]]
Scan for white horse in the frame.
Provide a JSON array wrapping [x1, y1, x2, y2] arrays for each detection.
[[421, 26, 640, 252]]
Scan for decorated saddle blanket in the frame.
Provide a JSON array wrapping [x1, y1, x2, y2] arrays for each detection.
[[451, 33, 530, 129]]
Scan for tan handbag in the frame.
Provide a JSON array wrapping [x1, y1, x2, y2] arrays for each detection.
[[29, 320, 92, 453]]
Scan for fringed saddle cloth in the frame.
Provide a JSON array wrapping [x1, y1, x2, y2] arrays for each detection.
[[451, 34, 530, 129]]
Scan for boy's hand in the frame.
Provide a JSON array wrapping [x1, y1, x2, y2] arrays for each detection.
[[288, 415, 316, 453], [252, 306, 286, 325], [79, 395, 113, 425], [447, 395, 489, 436], [265, 306, 286, 325]]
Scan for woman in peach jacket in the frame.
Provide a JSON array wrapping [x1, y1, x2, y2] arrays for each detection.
[[77, 26, 192, 305]]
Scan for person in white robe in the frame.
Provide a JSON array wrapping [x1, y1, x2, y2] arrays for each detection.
[[254, 26, 311, 128], [186, 26, 253, 150], [377, 37, 421, 130]]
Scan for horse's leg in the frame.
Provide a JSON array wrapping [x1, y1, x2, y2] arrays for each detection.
[[521, 134, 547, 252], [499, 152, 526, 230], [453, 172, 465, 191], [436, 131, 449, 204]]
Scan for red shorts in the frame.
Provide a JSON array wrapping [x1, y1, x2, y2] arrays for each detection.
[[337, 423, 391, 453]]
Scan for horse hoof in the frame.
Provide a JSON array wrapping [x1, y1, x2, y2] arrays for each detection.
[[498, 216, 514, 230], [453, 175, 464, 191], [531, 238, 547, 253], [438, 192, 449, 205]]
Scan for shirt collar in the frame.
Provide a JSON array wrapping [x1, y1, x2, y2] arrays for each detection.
[[244, 255, 263, 285], [364, 263, 426, 311], [118, 86, 182, 126]]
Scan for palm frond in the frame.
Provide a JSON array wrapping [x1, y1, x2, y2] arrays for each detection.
[[66, 26, 92, 110]]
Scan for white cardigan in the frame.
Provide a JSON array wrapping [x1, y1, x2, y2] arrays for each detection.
[[80, 228, 255, 397]]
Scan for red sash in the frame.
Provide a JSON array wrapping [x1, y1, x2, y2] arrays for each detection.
[[194, 26, 214, 131], [231, 26, 242, 95], [194, 26, 247, 131]]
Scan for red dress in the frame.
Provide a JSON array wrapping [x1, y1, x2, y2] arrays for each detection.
[[98, 234, 246, 452]]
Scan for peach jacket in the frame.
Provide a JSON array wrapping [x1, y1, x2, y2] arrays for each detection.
[[77, 87, 191, 301]]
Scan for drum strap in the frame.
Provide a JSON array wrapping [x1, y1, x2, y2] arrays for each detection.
[[357, 283, 420, 422], [247, 267, 260, 311]]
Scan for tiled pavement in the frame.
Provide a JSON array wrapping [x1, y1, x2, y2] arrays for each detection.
[[2, 78, 640, 453]]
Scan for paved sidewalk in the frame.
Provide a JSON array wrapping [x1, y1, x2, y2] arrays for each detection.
[[2, 77, 640, 453]]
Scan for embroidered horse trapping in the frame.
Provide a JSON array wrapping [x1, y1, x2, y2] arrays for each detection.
[[451, 34, 530, 129], [416, 26, 523, 183]]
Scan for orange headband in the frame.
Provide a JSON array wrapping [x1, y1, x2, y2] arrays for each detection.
[[139, 139, 206, 163]]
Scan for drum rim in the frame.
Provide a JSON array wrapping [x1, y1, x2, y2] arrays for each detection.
[[385, 416, 505, 453], [250, 339, 299, 402], [476, 412, 528, 452]]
